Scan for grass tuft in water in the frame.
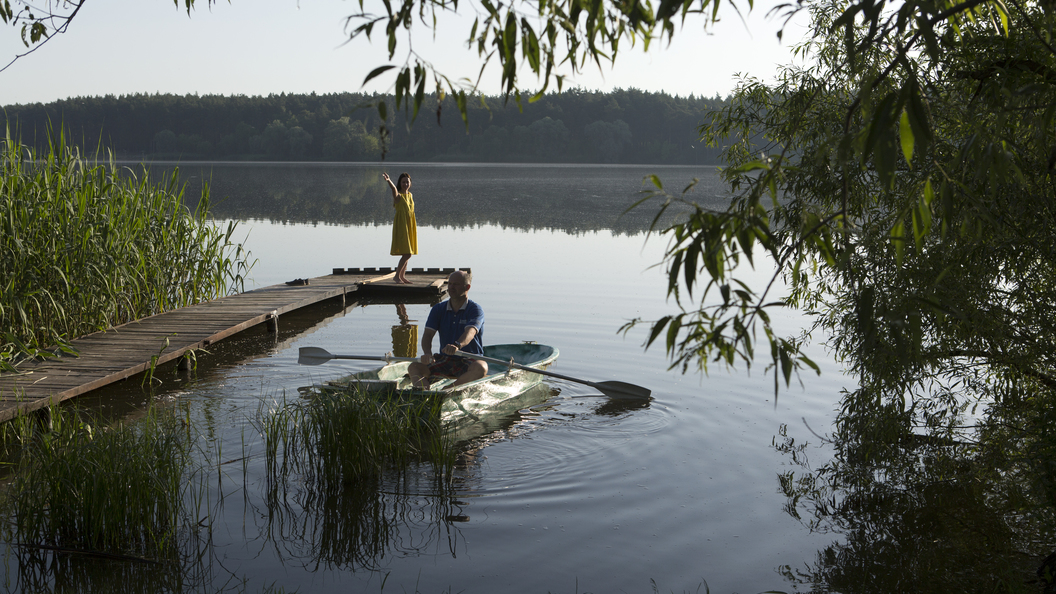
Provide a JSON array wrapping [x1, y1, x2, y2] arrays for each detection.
[[257, 387, 461, 570], [258, 387, 457, 493], [0, 405, 196, 559]]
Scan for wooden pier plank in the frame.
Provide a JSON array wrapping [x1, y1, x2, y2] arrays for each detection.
[[0, 270, 454, 422]]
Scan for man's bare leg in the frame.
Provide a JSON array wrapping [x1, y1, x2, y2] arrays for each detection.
[[407, 361, 431, 388], [449, 360, 488, 387]]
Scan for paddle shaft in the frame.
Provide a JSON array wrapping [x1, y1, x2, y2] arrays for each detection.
[[453, 350, 650, 398], [455, 350, 596, 385], [298, 347, 418, 366], [328, 354, 418, 363]]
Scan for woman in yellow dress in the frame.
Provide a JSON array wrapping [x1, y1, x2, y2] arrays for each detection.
[[383, 172, 417, 284]]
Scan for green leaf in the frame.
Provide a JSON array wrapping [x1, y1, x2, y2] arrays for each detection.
[[780, 344, 793, 386], [413, 64, 426, 121], [727, 159, 771, 175], [362, 65, 396, 86], [899, 109, 914, 165], [890, 219, 906, 266], [394, 67, 411, 110], [798, 355, 820, 375], [912, 205, 924, 252], [646, 316, 671, 348], [522, 19, 541, 73], [664, 315, 683, 353], [993, 0, 1010, 34]]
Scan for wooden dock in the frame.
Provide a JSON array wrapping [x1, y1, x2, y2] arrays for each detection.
[[0, 267, 464, 423]]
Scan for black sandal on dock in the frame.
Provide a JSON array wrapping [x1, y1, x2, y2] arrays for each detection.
[[285, 278, 310, 286]]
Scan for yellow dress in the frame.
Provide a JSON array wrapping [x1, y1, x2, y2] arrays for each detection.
[[390, 191, 418, 255]]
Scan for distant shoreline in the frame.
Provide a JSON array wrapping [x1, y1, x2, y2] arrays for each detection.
[[2, 89, 731, 166]]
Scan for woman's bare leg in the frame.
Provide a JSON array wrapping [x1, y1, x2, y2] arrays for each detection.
[[396, 254, 412, 283]]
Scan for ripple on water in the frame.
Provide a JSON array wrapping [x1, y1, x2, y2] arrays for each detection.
[[444, 386, 675, 499]]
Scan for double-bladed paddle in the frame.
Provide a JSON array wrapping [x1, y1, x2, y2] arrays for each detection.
[[298, 347, 418, 366], [454, 350, 651, 400]]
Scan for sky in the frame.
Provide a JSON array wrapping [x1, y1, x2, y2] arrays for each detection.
[[0, 0, 808, 106]]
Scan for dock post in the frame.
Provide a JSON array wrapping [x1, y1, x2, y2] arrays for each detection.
[[266, 311, 279, 333]]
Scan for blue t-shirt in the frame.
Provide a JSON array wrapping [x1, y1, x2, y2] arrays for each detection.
[[425, 299, 485, 356]]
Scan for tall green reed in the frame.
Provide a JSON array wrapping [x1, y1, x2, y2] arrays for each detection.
[[259, 389, 457, 493], [257, 388, 459, 569], [0, 406, 197, 559], [0, 126, 252, 370]]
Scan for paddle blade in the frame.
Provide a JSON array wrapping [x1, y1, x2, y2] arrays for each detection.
[[594, 381, 652, 400], [298, 347, 334, 366]]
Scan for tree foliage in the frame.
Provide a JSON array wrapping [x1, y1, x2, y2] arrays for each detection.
[[2, 89, 721, 163], [343, 0, 738, 122], [670, 0, 1056, 417], [618, 0, 1056, 582]]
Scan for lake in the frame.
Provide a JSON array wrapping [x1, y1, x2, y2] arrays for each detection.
[[12, 163, 848, 593]]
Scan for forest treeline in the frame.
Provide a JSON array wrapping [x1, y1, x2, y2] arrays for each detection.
[[1, 89, 727, 164]]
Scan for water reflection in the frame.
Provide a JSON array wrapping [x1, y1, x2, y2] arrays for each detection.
[[258, 469, 461, 571], [138, 162, 722, 234], [10, 551, 174, 594], [391, 303, 418, 359], [591, 392, 653, 417], [773, 422, 1052, 593], [5, 515, 214, 594]]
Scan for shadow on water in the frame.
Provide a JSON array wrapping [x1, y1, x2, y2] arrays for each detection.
[[134, 162, 723, 235]]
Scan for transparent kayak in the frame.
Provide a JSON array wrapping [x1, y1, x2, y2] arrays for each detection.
[[321, 343, 559, 426]]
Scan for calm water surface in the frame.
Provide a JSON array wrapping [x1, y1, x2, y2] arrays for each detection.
[[26, 164, 849, 593]]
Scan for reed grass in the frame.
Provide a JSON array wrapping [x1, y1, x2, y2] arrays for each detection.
[[0, 126, 252, 370], [257, 388, 460, 569], [0, 405, 196, 559], [258, 388, 457, 493]]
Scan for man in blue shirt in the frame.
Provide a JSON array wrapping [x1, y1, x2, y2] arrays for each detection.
[[408, 270, 488, 388]]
